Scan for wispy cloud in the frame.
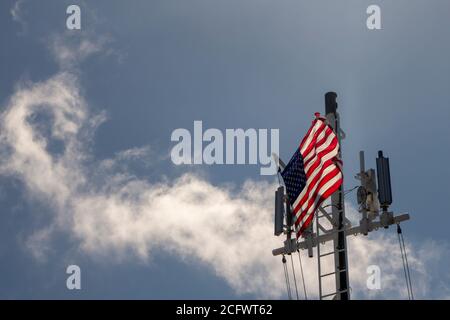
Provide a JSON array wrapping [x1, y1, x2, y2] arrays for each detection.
[[0, 31, 448, 299], [10, 0, 27, 34], [49, 33, 111, 70]]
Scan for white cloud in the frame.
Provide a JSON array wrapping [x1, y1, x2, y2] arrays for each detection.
[[0, 33, 448, 299], [116, 146, 152, 160], [11, 0, 27, 33], [24, 226, 54, 262], [49, 34, 110, 70], [0, 68, 286, 297]]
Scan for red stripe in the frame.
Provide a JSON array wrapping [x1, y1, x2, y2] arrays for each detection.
[[293, 159, 336, 216], [302, 124, 332, 155], [294, 166, 341, 227], [295, 169, 341, 227], [304, 137, 338, 178], [298, 212, 315, 236], [300, 122, 326, 153], [302, 127, 334, 168], [294, 165, 340, 224], [297, 177, 342, 235], [300, 122, 327, 158], [299, 119, 320, 150], [297, 177, 342, 236]]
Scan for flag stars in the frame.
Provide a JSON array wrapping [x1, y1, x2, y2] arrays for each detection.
[[281, 149, 307, 203]]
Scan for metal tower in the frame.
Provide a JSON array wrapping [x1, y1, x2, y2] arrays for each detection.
[[272, 92, 410, 300]]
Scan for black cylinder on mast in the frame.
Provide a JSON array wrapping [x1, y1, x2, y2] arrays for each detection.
[[325, 92, 338, 115]]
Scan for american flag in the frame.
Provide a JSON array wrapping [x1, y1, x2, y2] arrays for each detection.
[[281, 113, 343, 238]]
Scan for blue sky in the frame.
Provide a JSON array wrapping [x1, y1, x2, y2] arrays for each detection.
[[0, 0, 450, 299]]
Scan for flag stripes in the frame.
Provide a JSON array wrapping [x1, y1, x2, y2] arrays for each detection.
[[281, 114, 343, 238]]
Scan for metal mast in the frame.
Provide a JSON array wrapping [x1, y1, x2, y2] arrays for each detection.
[[324, 92, 350, 300], [272, 92, 410, 300]]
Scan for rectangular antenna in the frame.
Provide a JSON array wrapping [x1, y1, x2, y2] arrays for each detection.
[[376, 150, 393, 210], [274, 186, 284, 236]]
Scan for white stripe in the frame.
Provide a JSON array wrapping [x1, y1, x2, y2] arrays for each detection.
[[296, 172, 342, 228], [292, 142, 339, 209], [293, 163, 338, 222], [303, 133, 336, 174], [292, 154, 337, 212], [300, 120, 324, 155], [301, 126, 327, 163], [297, 173, 342, 232]]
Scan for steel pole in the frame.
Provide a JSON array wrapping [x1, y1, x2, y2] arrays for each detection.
[[325, 92, 350, 300]]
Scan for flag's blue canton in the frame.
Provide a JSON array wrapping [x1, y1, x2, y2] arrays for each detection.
[[281, 148, 307, 203]]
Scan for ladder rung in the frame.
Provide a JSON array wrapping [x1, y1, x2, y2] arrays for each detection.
[[319, 251, 335, 257], [319, 271, 336, 278], [320, 292, 337, 299], [320, 289, 349, 299], [319, 268, 347, 278], [319, 249, 346, 257]]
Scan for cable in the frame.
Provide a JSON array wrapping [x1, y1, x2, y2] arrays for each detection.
[[397, 229, 410, 299], [343, 185, 358, 196], [401, 233, 414, 299], [289, 254, 300, 300], [282, 255, 292, 300], [397, 224, 414, 300], [321, 204, 339, 210], [282, 256, 291, 299], [401, 227, 414, 299], [297, 250, 308, 300], [398, 224, 414, 299]]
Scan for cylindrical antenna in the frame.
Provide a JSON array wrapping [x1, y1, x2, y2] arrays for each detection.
[[325, 92, 338, 115], [359, 151, 365, 173]]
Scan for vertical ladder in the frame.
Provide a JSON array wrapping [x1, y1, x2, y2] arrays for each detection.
[[316, 211, 349, 300]]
